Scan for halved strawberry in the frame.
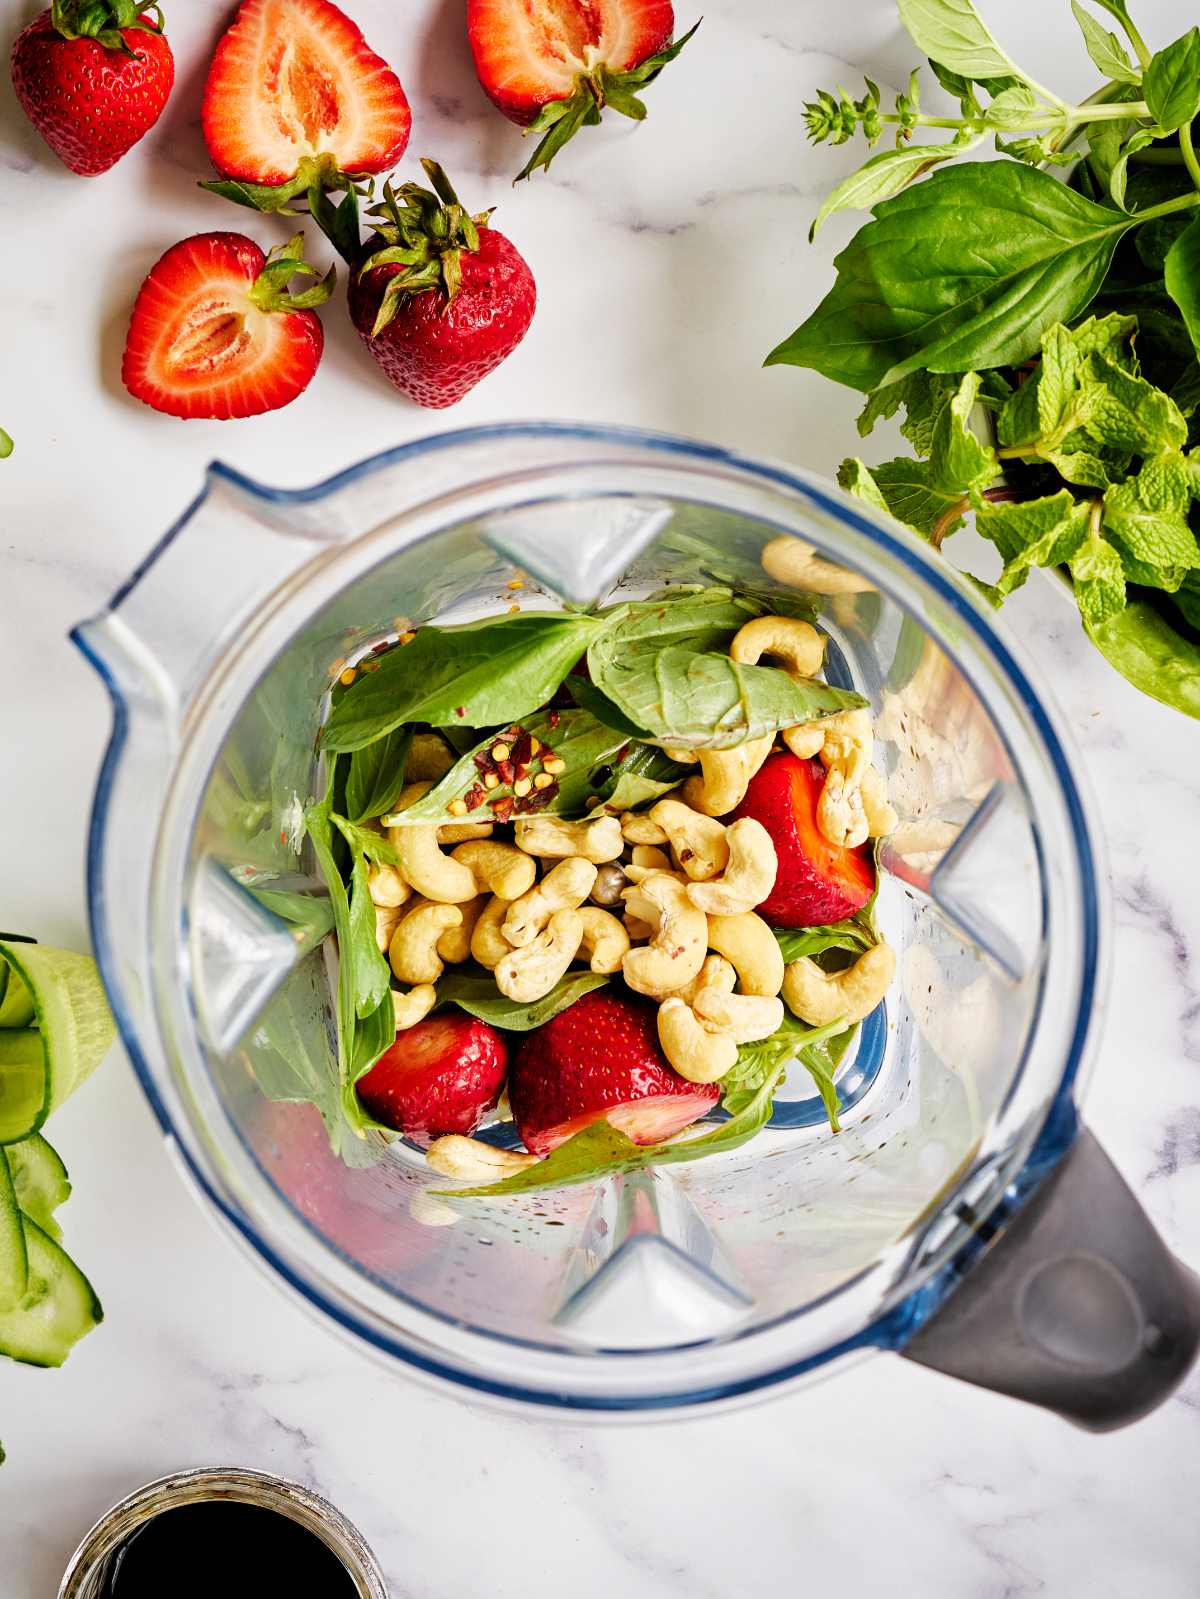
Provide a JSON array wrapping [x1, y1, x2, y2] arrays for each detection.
[[466, 0, 698, 180], [200, 0, 409, 220], [122, 231, 332, 420], [732, 751, 875, 927], [356, 1012, 508, 1141], [509, 990, 718, 1157]]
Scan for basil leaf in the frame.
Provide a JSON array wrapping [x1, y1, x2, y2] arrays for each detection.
[[435, 969, 610, 1030], [592, 741, 690, 809], [566, 675, 650, 737], [768, 164, 1136, 392], [1085, 601, 1200, 717], [344, 726, 412, 823], [331, 813, 402, 867], [1144, 28, 1200, 134], [437, 1062, 789, 1198], [392, 709, 629, 825], [1070, 1, 1139, 84], [773, 920, 876, 962], [1164, 215, 1200, 359], [321, 614, 603, 752], [1108, 129, 1159, 211], [897, 0, 1027, 83], [810, 135, 984, 239], [326, 821, 392, 1021]]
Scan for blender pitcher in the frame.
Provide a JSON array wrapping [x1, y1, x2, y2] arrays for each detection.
[[73, 423, 1200, 1427]]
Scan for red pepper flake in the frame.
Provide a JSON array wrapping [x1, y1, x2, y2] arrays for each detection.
[[548, 709, 560, 729], [511, 730, 533, 768], [454, 705, 466, 718], [517, 779, 557, 813], [496, 758, 515, 784], [280, 829, 287, 845], [491, 795, 514, 823], [473, 751, 494, 773], [464, 783, 487, 810]]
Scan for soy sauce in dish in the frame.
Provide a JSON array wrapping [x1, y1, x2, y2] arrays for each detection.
[[99, 1500, 360, 1594]]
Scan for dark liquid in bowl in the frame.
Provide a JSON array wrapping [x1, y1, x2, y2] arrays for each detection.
[[99, 1501, 359, 1594]]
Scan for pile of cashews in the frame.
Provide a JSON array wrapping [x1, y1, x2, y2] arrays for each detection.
[[363, 619, 898, 1180]]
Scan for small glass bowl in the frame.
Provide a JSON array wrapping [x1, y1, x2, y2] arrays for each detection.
[[57, 1467, 388, 1598]]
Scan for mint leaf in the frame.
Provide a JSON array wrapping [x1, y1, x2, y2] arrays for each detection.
[[1069, 531, 1127, 624], [435, 970, 610, 1030], [870, 457, 969, 538], [1072, 353, 1188, 455], [927, 372, 998, 498], [1164, 215, 1200, 360], [768, 163, 1136, 391], [1144, 27, 1200, 133], [837, 457, 892, 516], [321, 613, 603, 752], [975, 491, 1091, 596], [1071, 0, 1140, 83], [1102, 452, 1200, 570]]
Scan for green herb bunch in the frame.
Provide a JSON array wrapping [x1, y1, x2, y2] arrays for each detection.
[[769, 0, 1200, 717]]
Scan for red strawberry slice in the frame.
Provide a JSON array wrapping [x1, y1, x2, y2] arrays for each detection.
[[732, 751, 875, 927], [508, 990, 718, 1157], [466, 0, 697, 179], [122, 231, 332, 420], [356, 1012, 509, 1141], [201, 0, 410, 187], [11, 5, 174, 176], [349, 159, 536, 408]]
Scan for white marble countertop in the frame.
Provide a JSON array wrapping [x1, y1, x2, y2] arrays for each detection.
[[3, 0, 1199, 1591]]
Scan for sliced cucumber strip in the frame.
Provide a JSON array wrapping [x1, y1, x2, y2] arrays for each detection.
[[0, 1217, 102, 1367], [0, 941, 114, 1139], [5, 1135, 70, 1241], [0, 1150, 27, 1312], [0, 963, 34, 1028], [0, 1030, 48, 1144]]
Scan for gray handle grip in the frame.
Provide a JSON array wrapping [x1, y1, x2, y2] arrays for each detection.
[[902, 1130, 1200, 1430]]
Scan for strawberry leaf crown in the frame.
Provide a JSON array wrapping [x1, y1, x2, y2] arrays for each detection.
[[359, 159, 493, 338], [247, 233, 337, 315], [516, 18, 700, 182], [50, 0, 166, 53], [201, 153, 365, 267]]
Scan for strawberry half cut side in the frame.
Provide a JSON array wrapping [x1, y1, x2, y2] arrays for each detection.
[[121, 231, 333, 420], [466, 0, 698, 180], [199, 0, 410, 238]]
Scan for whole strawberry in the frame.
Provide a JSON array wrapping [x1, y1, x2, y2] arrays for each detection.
[[11, 0, 174, 176], [348, 159, 536, 409]]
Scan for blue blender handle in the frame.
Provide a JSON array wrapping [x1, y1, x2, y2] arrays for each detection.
[[901, 1129, 1200, 1430]]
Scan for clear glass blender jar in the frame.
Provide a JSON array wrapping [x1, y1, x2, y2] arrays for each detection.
[[73, 423, 1200, 1426]]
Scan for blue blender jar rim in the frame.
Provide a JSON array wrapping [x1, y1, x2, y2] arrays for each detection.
[[72, 421, 1101, 1412]]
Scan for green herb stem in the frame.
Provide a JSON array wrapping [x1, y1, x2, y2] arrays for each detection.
[[1178, 121, 1200, 194], [868, 99, 1149, 138]]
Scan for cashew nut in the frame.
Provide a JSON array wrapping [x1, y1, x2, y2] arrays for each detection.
[[781, 723, 826, 760], [392, 984, 437, 1031], [437, 820, 495, 844], [495, 909, 585, 1002], [681, 735, 774, 818], [649, 798, 729, 881], [861, 765, 898, 838], [471, 894, 516, 970], [692, 988, 784, 1043], [657, 997, 738, 1084], [761, 535, 875, 595], [575, 907, 631, 973], [731, 615, 825, 679], [390, 902, 463, 985], [407, 733, 455, 781], [437, 894, 488, 964], [782, 941, 896, 1026], [590, 862, 628, 906], [664, 747, 700, 764], [387, 804, 478, 904], [374, 901, 404, 954], [425, 1136, 539, 1181], [621, 810, 669, 846], [503, 857, 597, 947], [816, 708, 874, 849], [452, 839, 537, 900], [513, 814, 624, 863], [621, 872, 708, 997], [676, 954, 738, 1006], [624, 844, 677, 884], [367, 862, 412, 909], [706, 912, 785, 997], [686, 818, 777, 917], [624, 911, 654, 942]]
